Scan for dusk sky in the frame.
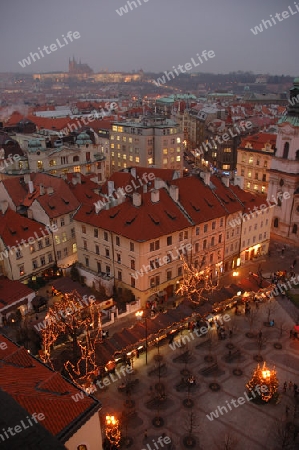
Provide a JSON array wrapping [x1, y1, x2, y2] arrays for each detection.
[[1, 0, 298, 75]]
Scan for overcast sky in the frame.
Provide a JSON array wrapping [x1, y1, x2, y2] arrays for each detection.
[[0, 0, 298, 75]]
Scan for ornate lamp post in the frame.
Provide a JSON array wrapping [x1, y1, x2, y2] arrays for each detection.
[[135, 310, 148, 365]]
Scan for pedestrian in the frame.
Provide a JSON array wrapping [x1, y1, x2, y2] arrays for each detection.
[[286, 405, 290, 417], [259, 330, 262, 339], [229, 329, 233, 338], [283, 381, 287, 392], [281, 246, 285, 256], [294, 383, 298, 397], [290, 329, 293, 339], [289, 381, 293, 391], [144, 429, 148, 440], [293, 259, 297, 268]]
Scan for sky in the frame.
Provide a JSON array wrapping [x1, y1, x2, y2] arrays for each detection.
[[0, 0, 298, 75]]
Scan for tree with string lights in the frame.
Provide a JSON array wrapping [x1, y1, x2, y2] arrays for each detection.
[[40, 290, 103, 386], [246, 362, 279, 403], [176, 254, 220, 304]]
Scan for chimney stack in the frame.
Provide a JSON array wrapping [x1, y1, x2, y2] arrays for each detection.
[[28, 180, 34, 194], [131, 167, 136, 179], [221, 176, 230, 188], [169, 185, 179, 202], [133, 192, 141, 207], [108, 181, 115, 197], [0, 201, 8, 214], [200, 171, 211, 186], [154, 177, 165, 190], [151, 189, 159, 203], [40, 184, 45, 195]]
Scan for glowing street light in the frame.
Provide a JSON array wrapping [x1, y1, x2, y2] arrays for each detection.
[[135, 310, 148, 365], [105, 414, 121, 448]]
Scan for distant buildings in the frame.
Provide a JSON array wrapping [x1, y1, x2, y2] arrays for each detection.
[[236, 132, 277, 195], [110, 116, 184, 175]]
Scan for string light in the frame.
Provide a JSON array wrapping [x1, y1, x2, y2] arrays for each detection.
[[246, 362, 279, 403]]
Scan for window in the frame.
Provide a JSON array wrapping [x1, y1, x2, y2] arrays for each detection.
[[179, 232, 183, 241], [218, 234, 222, 243], [255, 173, 258, 180], [117, 253, 121, 263], [131, 260, 135, 270], [71, 228, 75, 238], [211, 237, 215, 247], [30, 245, 35, 253], [118, 271, 122, 281], [63, 248, 68, 256], [32, 259, 38, 269], [95, 245, 100, 255], [62, 232, 67, 242], [210, 253, 213, 263], [82, 225, 86, 234], [167, 236, 172, 246], [249, 155, 253, 164], [77, 445, 88, 450], [178, 266, 182, 277], [86, 152, 91, 161], [48, 253, 53, 263], [19, 265, 25, 276], [55, 235, 60, 245], [220, 218, 223, 227], [73, 243, 77, 253], [262, 174, 266, 182], [94, 228, 98, 238], [150, 260, 155, 270], [203, 239, 207, 250], [83, 240, 87, 250], [196, 227, 200, 235], [85, 257, 89, 267], [241, 168, 245, 176], [184, 231, 188, 239], [264, 161, 268, 168], [283, 142, 289, 159], [38, 240, 43, 250], [105, 248, 110, 258], [116, 236, 120, 246], [150, 240, 159, 251], [167, 270, 172, 280], [130, 242, 134, 252], [248, 171, 252, 178], [45, 237, 50, 246], [97, 262, 102, 273], [274, 218, 279, 228], [69, 213, 73, 223], [224, 147, 231, 153], [256, 159, 260, 166], [131, 277, 135, 288], [104, 231, 108, 241], [49, 159, 56, 166], [195, 242, 199, 253], [204, 224, 208, 233], [293, 224, 298, 234], [212, 221, 216, 230], [16, 250, 22, 259]]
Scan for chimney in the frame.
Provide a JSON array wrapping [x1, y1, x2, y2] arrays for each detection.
[[108, 181, 115, 197], [143, 184, 148, 193], [0, 201, 8, 214], [154, 177, 165, 190], [200, 171, 211, 186], [169, 185, 179, 202], [133, 192, 141, 207], [221, 176, 230, 188], [131, 167, 136, 179], [72, 176, 78, 185], [234, 176, 244, 190], [40, 184, 45, 195], [47, 186, 54, 195], [151, 189, 159, 203], [28, 180, 34, 194], [76, 173, 81, 184], [24, 174, 30, 184]]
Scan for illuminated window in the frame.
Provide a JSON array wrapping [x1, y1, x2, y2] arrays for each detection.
[[55, 235, 60, 244], [123, 154, 126, 160], [49, 159, 56, 166], [254, 184, 258, 191], [249, 155, 253, 164], [261, 186, 265, 193], [163, 158, 168, 164], [37, 160, 43, 169], [117, 153, 121, 159], [129, 137, 132, 143], [62, 232, 67, 242], [110, 135, 114, 140], [170, 157, 175, 162], [73, 243, 77, 253], [74, 166, 80, 172], [122, 136, 126, 142], [224, 148, 231, 153], [148, 158, 153, 164], [111, 143, 115, 149], [247, 182, 251, 188], [112, 125, 117, 131], [118, 126, 123, 132], [176, 155, 181, 162], [116, 135, 120, 141], [129, 155, 133, 161], [177, 137, 181, 143], [163, 149, 168, 155], [177, 147, 180, 152], [222, 164, 230, 170], [135, 156, 140, 163]]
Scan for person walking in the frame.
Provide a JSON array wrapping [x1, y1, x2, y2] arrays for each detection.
[[144, 429, 148, 440], [286, 405, 290, 417], [293, 383, 298, 397], [283, 381, 287, 393], [289, 381, 293, 391]]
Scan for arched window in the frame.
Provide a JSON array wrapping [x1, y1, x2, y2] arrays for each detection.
[[283, 142, 289, 159], [273, 218, 279, 228], [73, 156, 80, 162], [277, 193, 282, 207], [77, 445, 87, 450], [293, 224, 298, 234], [296, 150, 299, 161]]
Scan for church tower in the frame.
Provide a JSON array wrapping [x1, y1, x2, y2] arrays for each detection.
[[268, 78, 299, 241]]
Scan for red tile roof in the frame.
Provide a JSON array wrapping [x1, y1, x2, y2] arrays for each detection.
[[0, 208, 51, 247], [239, 132, 277, 150], [0, 277, 34, 312], [0, 336, 100, 439]]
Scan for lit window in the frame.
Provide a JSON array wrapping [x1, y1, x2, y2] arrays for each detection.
[[135, 157, 140, 163], [176, 155, 181, 162], [74, 166, 80, 172], [111, 143, 115, 149], [49, 159, 56, 166], [248, 171, 252, 178], [148, 158, 153, 164], [224, 148, 231, 153], [73, 243, 77, 253], [249, 155, 253, 164], [55, 235, 60, 244], [112, 126, 117, 131], [177, 137, 181, 143], [163, 158, 168, 164], [163, 149, 168, 155]]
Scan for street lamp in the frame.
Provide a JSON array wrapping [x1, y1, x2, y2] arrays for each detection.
[[135, 310, 148, 365]]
